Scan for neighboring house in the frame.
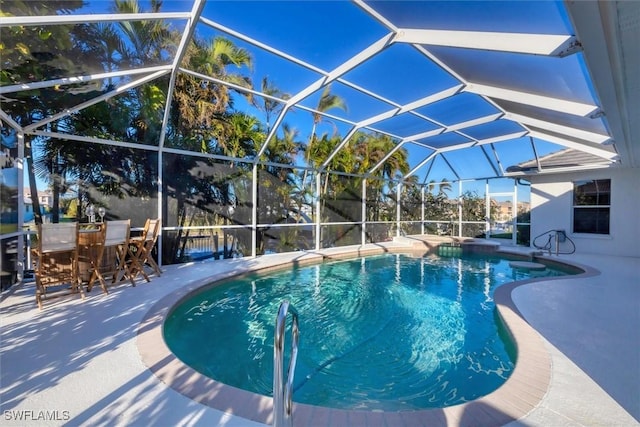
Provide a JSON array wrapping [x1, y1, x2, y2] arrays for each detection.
[[23, 189, 54, 223], [494, 200, 530, 223], [24, 189, 53, 210], [495, 200, 513, 223]]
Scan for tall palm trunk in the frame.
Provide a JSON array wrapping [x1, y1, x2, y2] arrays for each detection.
[[51, 147, 62, 223], [52, 178, 61, 223], [25, 136, 42, 225], [300, 124, 318, 192]]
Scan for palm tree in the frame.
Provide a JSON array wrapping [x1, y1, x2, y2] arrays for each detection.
[[172, 36, 253, 150], [366, 134, 408, 181], [1, 0, 86, 223], [255, 77, 289, 133], [165, 31, 254, 260], [260, 125, 302, 168], [300, 85, 346, 190], [437, 178, 452, 195], [400, 175, 422, 223], [15, 0, 177, 226], [310, 86, 346, 142], [52, 0, 175, 218], [113, 0, 175, 67], [427, 178, 452, 195], [253, 124, 305, 253], [218, 111, 263, 160], [307, 133, 347, 196], [351, 132, 409, 222], [81, 22, 125, 90]]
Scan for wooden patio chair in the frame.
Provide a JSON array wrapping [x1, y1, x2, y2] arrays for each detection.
[[31, 222, 83, 309], [127, 218, 162, 282], [103, 219, 137, 289]]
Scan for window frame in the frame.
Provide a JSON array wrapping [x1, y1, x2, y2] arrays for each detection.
[[572, 179, 611, 235]]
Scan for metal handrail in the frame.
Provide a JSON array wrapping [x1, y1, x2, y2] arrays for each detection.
[[273, 300, 299, 427]]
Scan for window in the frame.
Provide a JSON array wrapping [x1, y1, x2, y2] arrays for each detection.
[[573, 179, 610, 234]]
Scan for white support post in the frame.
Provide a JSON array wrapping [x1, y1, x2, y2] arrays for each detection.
[[17, 132, 25, 279], [396, 183, 402, 237], [315, 173, 321, 250], [156, 149, 163, 267], [485, 180, 491, 239], [513, 181, 518, 246], [421, 186, 425, 235], [252, 164, 258, 257], [458, 181, 463, 237], [361, 179, 367, 245]]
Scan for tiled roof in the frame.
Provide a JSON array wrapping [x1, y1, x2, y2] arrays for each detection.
[[506, 148, 613, 173]]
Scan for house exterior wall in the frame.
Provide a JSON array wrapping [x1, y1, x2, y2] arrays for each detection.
[[529, 167, 640, 257]]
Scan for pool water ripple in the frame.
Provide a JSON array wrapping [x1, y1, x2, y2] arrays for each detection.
[[164, 253, 570, 411]]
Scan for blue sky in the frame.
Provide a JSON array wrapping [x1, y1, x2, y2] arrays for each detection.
[[186, 1, 599, 184], [16, 0, 604, 203]]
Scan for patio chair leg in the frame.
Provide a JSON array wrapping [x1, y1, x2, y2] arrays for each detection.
[[127, 246, 151, 284], [36, 289, 43, 310], [87, 269, 108, 295], [112, 251, 128, 284], [147, 257, 162, 276], [77, 279, 85, 300]]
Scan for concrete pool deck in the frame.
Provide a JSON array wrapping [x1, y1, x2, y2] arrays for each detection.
[[1, 241, 638, 426]]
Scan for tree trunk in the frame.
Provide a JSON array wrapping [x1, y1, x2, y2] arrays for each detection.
[[52, 175, 60, 223], [173, 199, 187, 262], [300, 127, 317, 191], [178, 208, 195, 260], [24, 136, 42, 225]]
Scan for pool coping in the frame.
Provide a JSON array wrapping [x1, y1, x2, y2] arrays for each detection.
[[136, 242, 600, 427]]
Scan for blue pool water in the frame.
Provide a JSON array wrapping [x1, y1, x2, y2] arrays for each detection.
[[164, 253, 571, 411]]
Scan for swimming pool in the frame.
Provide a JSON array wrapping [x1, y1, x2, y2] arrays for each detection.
[[164, 252, 572, 411]]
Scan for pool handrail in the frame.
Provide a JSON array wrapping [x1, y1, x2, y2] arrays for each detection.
[[273, 300, 299, 427]]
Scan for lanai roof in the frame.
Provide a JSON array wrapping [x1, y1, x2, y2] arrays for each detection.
[[1, 0, 638, 183]]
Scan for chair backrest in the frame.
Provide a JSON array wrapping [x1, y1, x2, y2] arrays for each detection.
[[105, 220, 131, 246], [143, 218, 160, 242], [38, 222, 78, 253]]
